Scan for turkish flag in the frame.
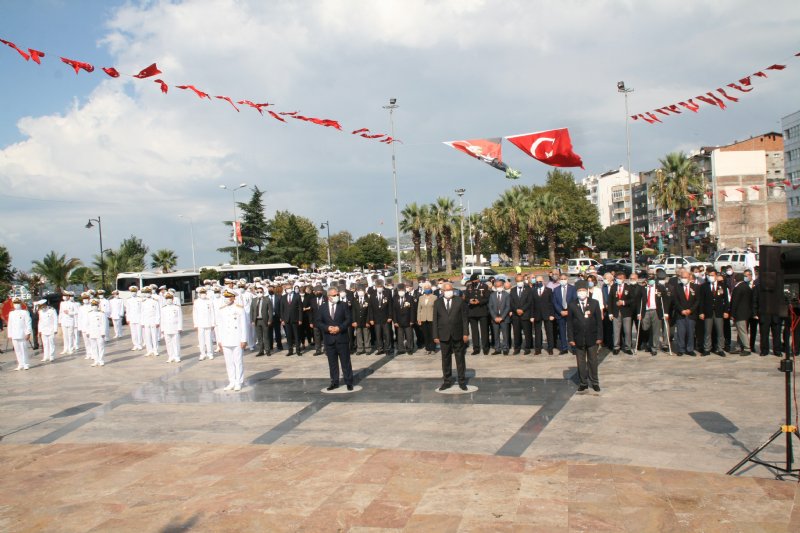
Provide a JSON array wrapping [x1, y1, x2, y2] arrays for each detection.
[[505, 128, 584, 169], [234, 221, 243, 244], [133, 63, 161, 79]]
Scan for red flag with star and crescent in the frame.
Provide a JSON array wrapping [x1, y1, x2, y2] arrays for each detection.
[[444, 138, 521, 179], [505, 128, 584, 169]]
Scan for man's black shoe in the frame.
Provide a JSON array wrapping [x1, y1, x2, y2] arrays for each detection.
[[716, 350, 726, 357], [687, 351, 696, 356], [624, 349, 633, 355], [535, 349, 542, 355], [676, 352, 683, 356], [286, 351, 293, 356], [471, 349, 480, 355], [483, 349, 489, 355], [548, 350, 554, 355], [577, 384, 588, 391], [592, 385, 601, 392], [266, 350, 272, 356], [438, 383, 452, 391], [346, 384, 354, 391], [326, 383, 339, 391], [256, 352, 264, 357], [524, 350, 530, 355], [492, 350, 501, 355], [459, 384, 468, 391], [701, 351, 709, 357], [613, 349, 620, 355], [503, 350, 509, 355], [513, 349, 520, 355], [741, 351, 751, 356], [376, 350, 385, 355], [651, 350, 657, 356], [760, 352, 768, 356], [560, 350, 568, 356]]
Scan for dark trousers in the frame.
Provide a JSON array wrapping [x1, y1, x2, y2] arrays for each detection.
[[270, 315, 283, 349], [414, 323, 425, 348], [760, 315, 783, 354], [575, 344, 599, 387], [748, 318, 759, 352], [441, 338, 466, 385], [556, 316, 569, 351], [603, 315, 613, 349], [469, 316, 489, 352], [254, 319, 270, 352], [533, 319, 554, 351], [284, 322, 301, 353], [313, 326, 324, 353], [374, 322, 392, 352], [421, 321, 435, 351], [723, 316, 732, 350], [675, 317, 696, 353], [395, 325, 414, 353], [511, 316, 532, 350], [325, 340, 353, 386], [492, 320, 510, 352]]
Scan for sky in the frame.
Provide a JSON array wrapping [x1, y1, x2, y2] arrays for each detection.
[[1, 0, 799, 273]]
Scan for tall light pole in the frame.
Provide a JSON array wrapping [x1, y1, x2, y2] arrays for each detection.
[[455, 188, 466, 267], [467, 199, 474, 257], [85, 216, 105, 289], [383, 98, 403, 283], [178, 214, 197, 272], [618, 81, 636, 273], [320, 220, 331, 268], [219, 183, 247, 265]]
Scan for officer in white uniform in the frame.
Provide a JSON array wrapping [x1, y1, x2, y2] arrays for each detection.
[[77, 293, 92, 359], [58, 292, 77, 354], [124, 286, 144, 350], [37, 300, 59, 362], [161, 292, 183, 362], [97, 290, 111, 336], [212, 286, 226, 353], [140, 287, 161, 356], [193, 287, 216, 360], [86, 299, 108, 366], [8, 297, 32, 370], [109, 290, 125, 339], [217, 289, 247, 391]]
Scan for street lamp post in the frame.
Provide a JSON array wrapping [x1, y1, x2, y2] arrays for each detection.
[[383, 98, 403, 283], [320, 221, 331, 268], [85, 216, 105, 289], [219, 183, 247, 265], [455, 188, 466, 267], [178, 214, 197, 272], [618, 81, 636, 273]]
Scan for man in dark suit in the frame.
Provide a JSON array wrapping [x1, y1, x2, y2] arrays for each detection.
[[509, 274, 533, 355], [432, 282, 470, 391], [351, 285, 371, 355], [552, 273, 577, 354], [464, 274, 491, 355], [699, 268, 729, 357], [367, 279, 393, 355], [600, 274, 614, 349], [309, 286, 327, 356], [488, 278, 511, 355], [315, 287, 354, 391], [267, 286, 283, 352], [673, 271, 701, 356], [639, 276, 669, 355], [250, 287, 273, 356], [567, 280, 603, 392], [392, 283, 417, 355], [608, 273, 634, 355], [280, 284, 303, 356], [531, 275, 555, 355], [730, 272, 753, 356]]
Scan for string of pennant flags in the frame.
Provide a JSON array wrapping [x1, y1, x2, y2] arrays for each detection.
[[631, 51, 800, 125], [0, 36, 401, 145]]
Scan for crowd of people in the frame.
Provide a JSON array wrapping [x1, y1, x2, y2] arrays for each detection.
[[3, 261, 796, 395]]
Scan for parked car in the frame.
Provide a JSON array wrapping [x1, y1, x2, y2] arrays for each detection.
[[597, 262, 633, 277], [461, 266, 499, 285], [567, 258, 601, 276], [650, 256, 713, 276], [713, 251, 759, 273]]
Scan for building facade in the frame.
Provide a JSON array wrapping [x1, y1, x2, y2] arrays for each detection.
[[783, 111, 800, 218], [711, 132, 786, 250], [581, 167, 638, 228]]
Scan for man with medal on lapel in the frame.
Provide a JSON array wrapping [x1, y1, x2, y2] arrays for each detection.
[[567, 280, 603, 392], [316, 286, 355, 391]]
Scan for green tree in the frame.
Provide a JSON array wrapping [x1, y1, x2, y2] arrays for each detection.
[[69, 266, 98, 290], [652, 152, 704, 256], [491, 187, 526, 266], [151, 249, 178, 273], [530, 190, 565, 266], [31, 251, 82, 293], [596, 224, 646, 255], [421, 205, 435, 273], [354, 233, 392, 267], [543, 169, 602, 255], [219, 186, 270, 263], [0, 245, 16, 300], [768, 218, 800, 243], [16, 271, 46, 299], [335, 245, 366, 270], [320, 230, 353, 266], [400, 202, 425, 275], [431, 197, 457, 271], [266, 211, 320, 266], [117, 235, 149, 271], [199, 268, 220, 282], [469, 211, 486, 265]]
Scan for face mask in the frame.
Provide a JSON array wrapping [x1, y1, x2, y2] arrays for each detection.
[[436, 284, 442, 290], [629, 280, 637, 285], [444, 290, 454, 299], [268, 289, 274, 294], [13, 303, 21, 310], [559, 280, 568, 286], [744, 276, 752, 283], [201, 294, 208, 299], [357, 290, 365, 297], [588, 281, 595, 288], [535, 281, 542, 287], [615, 280, 623, 285], [386, 286, 393, 291], [330, 296, 340, 304], [605, 279, 612, 286], [398, 291, 406, 297], [82, 299, 89, 304], [91, 305, 98, 310], [648, 280, 656, 286], [726, 269, 733, 276], [549, 276, 556, 282], [257, 292, 264, 296], [377, 288, 383, 293], [658, 279, 666, 285], [314, 292, 322, 297], [680, 278, 690, 285], [516, 281, 524, 288], [496, 286, 504, 292], [423, 289, 432, 294], [293, 288, 300, 293], [99, 295, 105, 299], [577, 291, 588, 301], [707, 275, 715, 282], [63, 296, 68, 301]]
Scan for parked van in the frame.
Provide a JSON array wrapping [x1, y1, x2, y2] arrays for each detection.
[[461, 266, 499, 285], [713, 251, 759, 273], [567, 258, 601, 276]]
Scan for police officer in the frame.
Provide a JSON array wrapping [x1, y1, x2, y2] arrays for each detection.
[[464, 274, 490, 355]]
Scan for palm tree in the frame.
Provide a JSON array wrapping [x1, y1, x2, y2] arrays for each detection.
[[428, 203, 444, 271], [16, 271, 46, 299], [652, 152, 704, 256], [400, 202, 425, 276], [530, 191, 565, 266], [69, 266, 98, 291], [150, 249, 178, 273], [491, 187, 527, 266], [31, 251, 81, 292], [432, 197, 457, 272], [419, 205, 435, 274], [469, 212, 485, 265]]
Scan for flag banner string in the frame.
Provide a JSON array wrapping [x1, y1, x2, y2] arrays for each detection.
[[0, 37, 401, 144], [631, 51, 799, 125]]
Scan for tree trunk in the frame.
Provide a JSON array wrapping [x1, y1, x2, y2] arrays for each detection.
[[526, 224, 536, 266], [425, 231, 434, 273], [474, 234, 482, 266], [548, 228, 557, 267], [413, 230, 422, 276], [435, 232, 443, 271], [444, 228, 453, 272], [677, 209, 687, 256], [511, 222, 521, 266]]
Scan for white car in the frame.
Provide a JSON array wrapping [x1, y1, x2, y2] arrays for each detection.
[[713, 251, 759, 273], [461, 266, 499, 285], [651, 256, 713, 276], [567, 258, 601, 276]]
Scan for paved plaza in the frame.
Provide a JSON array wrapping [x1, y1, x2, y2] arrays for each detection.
[[2, 312, 800, 531]]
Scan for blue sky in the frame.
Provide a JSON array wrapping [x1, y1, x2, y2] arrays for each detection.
[[1, 0, 799, 274]]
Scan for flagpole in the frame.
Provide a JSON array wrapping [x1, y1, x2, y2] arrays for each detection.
[[618, 82, 636, 273], [220, 183, 247, 265], [384, 98, 402, 284]]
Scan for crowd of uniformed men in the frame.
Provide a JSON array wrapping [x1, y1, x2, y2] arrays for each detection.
[[4, 261, 796, 394]]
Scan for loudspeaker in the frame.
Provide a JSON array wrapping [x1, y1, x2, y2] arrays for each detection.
[[759, 244, 800, 318]]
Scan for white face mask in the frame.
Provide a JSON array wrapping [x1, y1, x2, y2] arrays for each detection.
[[99, 295, 105, 299], [357, 290, 365, 298], [377, 288, 383, 293], [330, 296, 340, 304], [444, 290, 454, 299], [13, 303, 21, 310], [680, 278, 690, 285], [559, 280, 568, 286], [726, 269, 733, 275], [516, 281, 524, 288], [577, 291, 588, 301], [63, 296, 68, 301], [82, 299, 89, 304], [200, 293, 208, 299], [398, 291, 406, 297]]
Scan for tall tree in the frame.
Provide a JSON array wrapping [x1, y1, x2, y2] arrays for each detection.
[[491, 188, 526, 266], [31, 251, 82, 293], [266, 211, 320, 266], [470, 211, 486, 265], [354, 233, 392, 267], [652, 152, 704, 256], [768, 218, 800, 243], [530, 190, 565, 266], [421, 204, 435, 273], [0, 245, 15, 300], [400, 202, 425, 275], [596, 224, 646, 254], [69, 266, 98, 290], [543, 170, 601, 255], [432, 197, 456, 271], [117, 235, 149, 271], [16, 271, 46, 299], [218, 185, 270, 263], [151, 249, 178, 273]]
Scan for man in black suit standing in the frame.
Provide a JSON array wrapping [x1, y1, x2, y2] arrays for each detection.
[[488, 278, 511, 355], [392, 283, 417, 355], [729, 272, 753, 356], [367, 279, 394, 355], [267, 285, 283, 352], [315, 287, 355, 391], [673, 270, 701, 356], [699, 268, 729, 357], [531, 274, 555, 355], [567, 280, 603, 392], [509, 274, 533, 355], [432, 282, 470, 391], [280, 284, 303, 356], [251, 286, 273, 356], [309, 285, 327, 356], [464, 274, 490, 355], [351, 284, 371, 355]]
